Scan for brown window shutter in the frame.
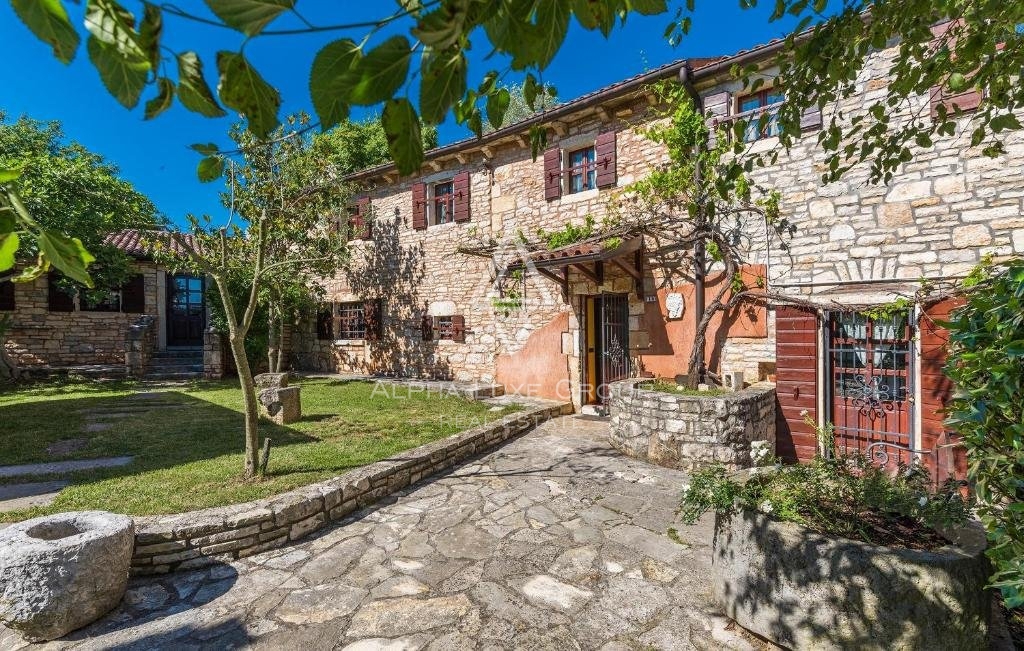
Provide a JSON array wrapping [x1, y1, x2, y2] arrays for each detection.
[[799, 107, 822, 132], [420, 313, 433, 341], [121, 274, 146, 313], [355, 196, 372, 239], [363, 298, 383, 341], [595, 131, 617, 188], [774, 305, 819, 463], [316, 307, 333, 340], [451, 315, 466, 343], [928, 19, 982, 120], [920, 298, 968, 480], [47, 273, 75, 312], [453, 171, 471, 222], [411, 182, 428, 230], [543, 147, 562, 201], [702, 90, 732, 148], [0, 280, 14, 311]]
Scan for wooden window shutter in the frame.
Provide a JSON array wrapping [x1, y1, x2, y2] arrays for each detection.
[[47, 273, 75, 312], [411, 182, 428, 230], [451, 315, 466, 342], [354, 196, 372, 239], [453, 171, 471, 222], [121, 274, 146, 313], [0, 280, 14, 311], [363, 298, 383, 341], [920, 298, 968, 480], [543, 147, 562, 201], [595, 131, 617, 188], [774, 305, 819, 463], [928, 20, 982, 120], [420, 313, 433, 341], [799, 107, 822, 132], [702, 90, 732, 148], [316, 307, 333, 340]]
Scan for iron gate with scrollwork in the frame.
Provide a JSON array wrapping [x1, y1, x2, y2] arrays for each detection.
[[598, 294, 630, 403], [828, 311, 913, 465]]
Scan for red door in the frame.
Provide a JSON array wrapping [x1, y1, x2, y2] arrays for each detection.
[[828, 311, 912, 464]]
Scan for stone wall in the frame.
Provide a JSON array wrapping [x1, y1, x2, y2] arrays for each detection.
[[130, 402, 570, 575], [607, 379, 776, 470], [124, 315, 158, 378], [3, 260, 160, 368]]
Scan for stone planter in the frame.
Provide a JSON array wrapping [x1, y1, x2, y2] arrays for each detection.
[[0, 511, 134, 642], [712, 509, 991, 650], [607, 378, 776, 470]]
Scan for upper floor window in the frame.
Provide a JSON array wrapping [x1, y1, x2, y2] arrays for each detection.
[[737, 89, 784, 142], [567, 146, 597, 194], [431, 181, 455, 225]]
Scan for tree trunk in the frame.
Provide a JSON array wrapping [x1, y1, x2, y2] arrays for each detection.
[[228, 332, 261, 478], [267, 302, 280, 374]]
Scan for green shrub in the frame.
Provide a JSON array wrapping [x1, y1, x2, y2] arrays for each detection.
[[680, 455, 972, 549], [945, 257, 1024, 607]]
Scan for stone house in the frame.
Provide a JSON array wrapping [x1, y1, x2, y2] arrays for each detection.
[[1, 229, 215, 379], [291, 27, 1021, 468]]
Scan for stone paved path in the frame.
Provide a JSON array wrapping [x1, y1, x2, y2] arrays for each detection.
[[0, 456, 134, 480], [1, 416, 755, 651]]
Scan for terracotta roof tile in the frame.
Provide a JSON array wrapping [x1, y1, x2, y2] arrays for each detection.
[[103, 229, 196, 259]]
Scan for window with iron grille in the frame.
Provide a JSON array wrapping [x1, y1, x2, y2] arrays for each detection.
[[435, 316, 455, 340], [432, 181, 455, 225], [737, 89, 785, 142], [335, 301, 366, 339], [567, 146, 596, 194]]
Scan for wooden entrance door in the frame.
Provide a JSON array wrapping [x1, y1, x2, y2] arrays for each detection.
[[828, 311, 912, 464], [167, 274, 205, 346], [582, 294, 630, 404]]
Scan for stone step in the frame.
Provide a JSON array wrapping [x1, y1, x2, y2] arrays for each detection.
[[147, 364, 204, 373], [143, 371, 204, 381]]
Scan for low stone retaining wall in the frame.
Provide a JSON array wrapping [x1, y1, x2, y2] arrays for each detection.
[[607, 379, 776, 470], [713, 509, 991, 649], [130, 402, 569, 575]]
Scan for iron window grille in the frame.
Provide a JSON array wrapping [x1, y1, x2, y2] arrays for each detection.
[[335, 301, 366, 339]]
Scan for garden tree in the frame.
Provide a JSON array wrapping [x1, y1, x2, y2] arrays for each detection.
[[164, 114, 350, 478], [0, 111, 158, 290], [482, 83, 560, 133], [945, 258, 1024, 608], [308, 117, 439, 176], [620, 81, 785, 388]]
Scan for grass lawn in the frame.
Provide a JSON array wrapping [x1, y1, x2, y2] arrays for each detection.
[[0, 378, 519, 522]]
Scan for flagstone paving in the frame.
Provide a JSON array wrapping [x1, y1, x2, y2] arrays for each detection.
[[0, 416, 756, 651]]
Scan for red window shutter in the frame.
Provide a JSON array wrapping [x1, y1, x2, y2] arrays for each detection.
[[543, 147, 562, 201], [363, 298, 382, 341], [0, 280, 14, 311], [121, 274, 146, 313], [355, 196, 372, 239], [595, 131, 617, 188], [420, 314, 433, 341], [451, 314, 466, 343], [774, 305, 819, 463], [47, 273, 75, 312], [928, 19, 982, 120], [702, 90, 732, 147], [453, 171, 471, 222], [411, 182, 428, 230], [920, 298, 968, 479]]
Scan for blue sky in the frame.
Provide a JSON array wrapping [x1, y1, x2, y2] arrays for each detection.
[[0, 3, 796, 227]]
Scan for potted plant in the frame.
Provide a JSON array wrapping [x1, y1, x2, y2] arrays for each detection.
[[680, 418, 991, 650]]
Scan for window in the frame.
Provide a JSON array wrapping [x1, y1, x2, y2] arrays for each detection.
[[80, 290, 121, 313], [431, 181, 455, 225], [0, 280, 14, 311], [428, 314, 465, 342], [737, 89, 784, 142], [335, 301, 366, 339], [435, 316, 455, 340], [567, 146, 596, 194], [316, 308, 334, 340]]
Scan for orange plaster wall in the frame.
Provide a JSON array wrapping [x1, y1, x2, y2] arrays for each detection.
[[639, 264, 767, 380], [495, 312, 570, 401]]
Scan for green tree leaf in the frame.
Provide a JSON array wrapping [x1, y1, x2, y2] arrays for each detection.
[[309, 38, 360, 130], [11, 0, 80, 64], [37, 230, 96, 286], [485, 87, 511, 130], [216, 51, 281, 139], [190, 142, 220, 155], [139, 1, 163, 68], [0, 232, 19, 272], [177, 52, 228, 118], [87, 35, 149, 109], [412, 6, 465, 50], [628, 0, 667, 15], [84, 0, 146, 60], [381, 98, 423, 176], [532, 0, 571, 69], [144, 77, 175, 119], [348, 36, 412, 106], [197, 156, 225, 182], [419, 48, 467, 125], [204, 0, 295, 37], [0, 165, 25, 183]]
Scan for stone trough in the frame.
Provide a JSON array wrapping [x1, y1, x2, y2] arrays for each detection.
[[607, 378, 776, 470]]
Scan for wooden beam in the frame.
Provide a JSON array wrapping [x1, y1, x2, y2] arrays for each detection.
[[481, 145, 495, 159], [595, 260, 605, 285], [635, 248, 645, 300], [611, 257, 642, 281], [455, 153, 468, 165], [573, 263, 600, 284], [615, 107, 634, 118], [594, 106, 612, 122], [536, 268, 564, 286], [550, 121, 568, 136], [429, 160, 443, 172]]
